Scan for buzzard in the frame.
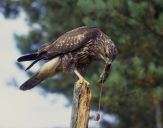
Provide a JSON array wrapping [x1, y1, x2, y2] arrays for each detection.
[[17, 26, 117, 91]]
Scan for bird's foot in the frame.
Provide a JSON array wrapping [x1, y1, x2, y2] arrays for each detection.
[[77, 78, 90, 86], [74, 69, 90, 86]]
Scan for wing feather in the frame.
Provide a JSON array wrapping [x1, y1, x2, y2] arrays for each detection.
[[43, 26, 101, 59]]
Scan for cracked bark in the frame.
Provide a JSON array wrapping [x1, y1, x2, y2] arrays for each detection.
[[70, 80, 91, 128]]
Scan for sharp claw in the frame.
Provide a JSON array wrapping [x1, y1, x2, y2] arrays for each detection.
[[74, 69, 90, 85], [84, 79, 90, 85], [77, 78, 90, 85]]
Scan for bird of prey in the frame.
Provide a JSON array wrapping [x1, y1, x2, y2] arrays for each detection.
[[17, 26, 117, 91]]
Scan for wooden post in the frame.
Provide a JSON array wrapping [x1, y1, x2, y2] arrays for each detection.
[[70, 80, 91, 128]]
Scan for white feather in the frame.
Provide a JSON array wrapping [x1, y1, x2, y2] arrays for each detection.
[[39, 57, 61, 77]]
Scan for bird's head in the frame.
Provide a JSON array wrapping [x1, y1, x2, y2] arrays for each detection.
[[101, 43, 118, 64]]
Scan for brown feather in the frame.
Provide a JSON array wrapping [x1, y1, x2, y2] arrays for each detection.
[[43, 26, 101, 59], [18, 26, 117, 90]]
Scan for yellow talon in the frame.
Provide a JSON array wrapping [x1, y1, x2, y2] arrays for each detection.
[[74, 69, 90, 85], [77, 78, 90, 85]]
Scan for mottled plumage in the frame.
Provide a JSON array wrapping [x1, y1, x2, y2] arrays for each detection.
[[17, 26, 117, 90]]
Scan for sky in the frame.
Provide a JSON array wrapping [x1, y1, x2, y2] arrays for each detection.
[[0, 12, 71, 128], [0, 11, 116, 128]]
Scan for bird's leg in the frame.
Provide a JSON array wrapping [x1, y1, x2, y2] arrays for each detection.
[[74, 69, 90, 85]]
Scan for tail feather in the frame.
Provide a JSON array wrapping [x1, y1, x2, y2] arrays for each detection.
[[25, 57, 44, 70], [19, 72, 43, 91], [17, 53, 45, 70], [19, 57, 61, 91], [17, 53, 38, 62]]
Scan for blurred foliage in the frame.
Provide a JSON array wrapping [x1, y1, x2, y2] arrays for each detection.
[[1, 0, 163, 127]]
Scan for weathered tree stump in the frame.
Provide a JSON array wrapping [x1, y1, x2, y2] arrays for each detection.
[[70, 80, 91, 128]]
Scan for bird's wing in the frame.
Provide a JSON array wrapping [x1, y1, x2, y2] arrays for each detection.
[[17, 26, 101, 70], [44, 26, 101, 59]]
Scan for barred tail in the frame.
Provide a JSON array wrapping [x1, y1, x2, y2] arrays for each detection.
[[17, 53, 38, 62], [19, 57, 61, 91], [19, 72, 43, 91], [17, 53, 45, 70]]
